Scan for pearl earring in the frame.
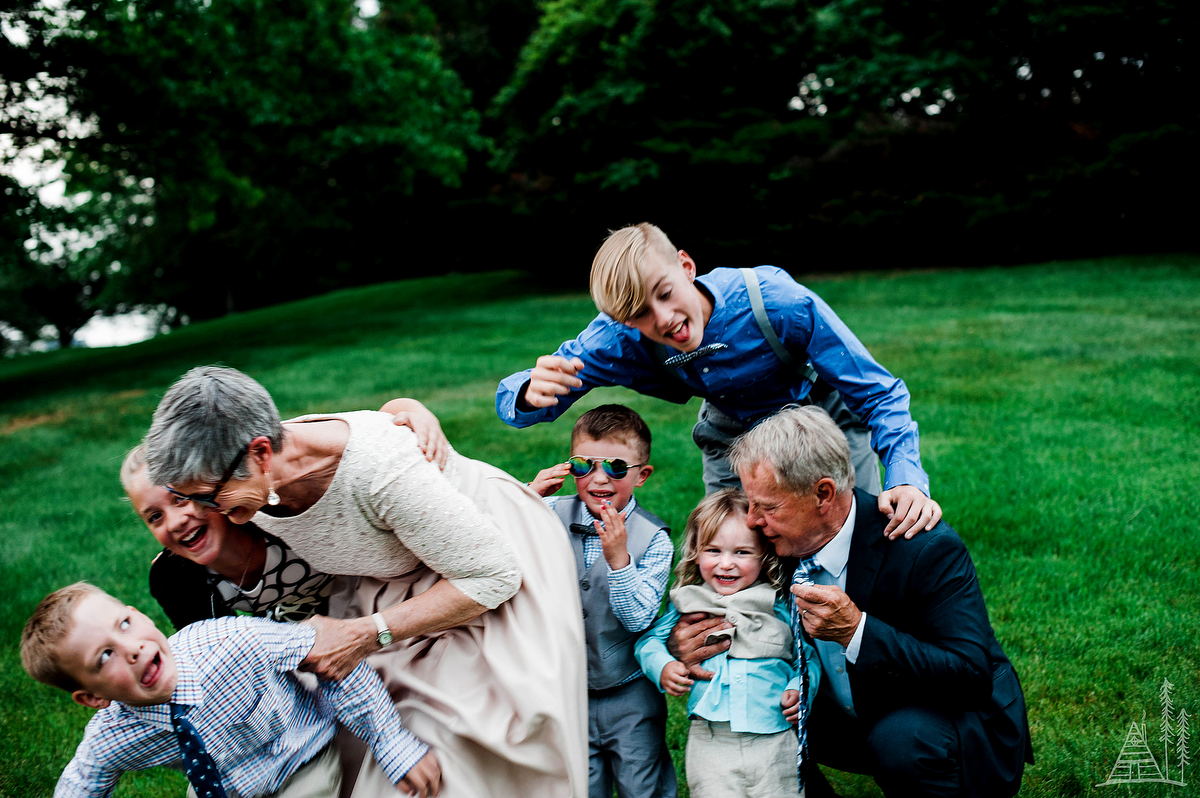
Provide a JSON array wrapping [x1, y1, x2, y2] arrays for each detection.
[[267, 485, 280, 506]]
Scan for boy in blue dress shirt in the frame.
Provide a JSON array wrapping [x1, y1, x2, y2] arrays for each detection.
[[528, 405, 677, 798], [21, 582, 440, 798], [497, 222, 941, 540]]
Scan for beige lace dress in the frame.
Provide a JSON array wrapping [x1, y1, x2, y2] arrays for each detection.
[[254, 411, 586, 798]]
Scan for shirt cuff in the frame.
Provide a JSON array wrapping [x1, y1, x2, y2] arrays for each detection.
[[881, 459, 931, 497], [844, 613, 867, 664]]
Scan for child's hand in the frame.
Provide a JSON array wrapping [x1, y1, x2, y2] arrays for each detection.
[[596, 500, 630, 570], [398, 749, 442, 797], [382, 398, 449, 470], [878, 485, 941, 539], [530, 463, 571, 497], [661, 661, 694, 696], [522, 355, 585, 409], [781, 689, 801, 725]]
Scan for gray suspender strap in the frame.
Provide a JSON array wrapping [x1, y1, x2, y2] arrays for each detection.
[[740, 267, 820, 386]]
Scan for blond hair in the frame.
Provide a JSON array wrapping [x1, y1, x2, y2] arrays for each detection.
[[590, 223, 679, 322], [120, 443, 146, 492], [673, 489, 786, 593], [21, 582, 113, 692]]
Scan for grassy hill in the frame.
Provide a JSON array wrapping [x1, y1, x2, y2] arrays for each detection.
[[2, 257, 1198, 797]]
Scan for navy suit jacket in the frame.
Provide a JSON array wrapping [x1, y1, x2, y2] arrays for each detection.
[[839, 489, 1033, 797]]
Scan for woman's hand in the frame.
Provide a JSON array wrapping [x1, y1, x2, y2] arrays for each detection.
[[660, 661, 694, 697], [398, 750, 442, 797], [381, 398, 449, 470], [300, 614, 378, 680], [529, 463, 570, 497]]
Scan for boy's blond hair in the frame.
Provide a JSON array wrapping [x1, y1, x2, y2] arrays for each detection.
[[120, 443, 146, 492], [590, 223, 679, 322], [21, 582, 111, 691], [674, 489, 786, 593]]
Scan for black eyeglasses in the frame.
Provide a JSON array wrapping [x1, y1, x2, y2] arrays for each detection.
[[566, 456, 645, 480], [164, 445, 249, 509]]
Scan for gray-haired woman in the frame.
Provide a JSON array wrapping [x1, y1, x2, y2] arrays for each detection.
[[143, 366, 587, 798]]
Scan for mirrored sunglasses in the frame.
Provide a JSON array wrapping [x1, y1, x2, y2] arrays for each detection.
[[566, 456, 644, 480]]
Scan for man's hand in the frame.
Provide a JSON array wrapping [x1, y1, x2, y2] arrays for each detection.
[[781, 689, 801, 725], [381, 398, 449, 470], [791, 583, 863, 648], [878, 484, 941, 539], [398, 750, 442, 797], [660, 661, 694, 697], [529, 463, 570, 497], [596, 500, 630, 571], [521, 355, 585, 409], [667, 612, 732, 680]]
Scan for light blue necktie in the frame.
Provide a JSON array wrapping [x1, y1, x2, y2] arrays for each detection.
[[791, 556, 822, 793], [170, 703, 228, 798]]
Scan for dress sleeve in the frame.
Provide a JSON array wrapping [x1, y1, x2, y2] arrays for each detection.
[[363, 418, 522, 609]]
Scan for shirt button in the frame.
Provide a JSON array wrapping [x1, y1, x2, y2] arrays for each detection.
[[836, 667, 844, 674], [845, 704, 853, 712], [702, 367, 710, 373], [580, 580, 590, 590]]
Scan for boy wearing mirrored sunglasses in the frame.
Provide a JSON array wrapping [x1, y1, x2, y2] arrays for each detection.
[[528, 404, 678, 798]]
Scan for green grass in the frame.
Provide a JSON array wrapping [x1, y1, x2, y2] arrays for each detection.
[[2, 256, 1198, 797]]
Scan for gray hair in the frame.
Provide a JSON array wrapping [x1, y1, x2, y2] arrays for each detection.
[[144, 366, 283, 486], [727, 405, 855, 496]]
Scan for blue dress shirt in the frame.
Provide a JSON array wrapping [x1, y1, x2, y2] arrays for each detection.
[[634, 597, 820, 735], [55, 616, 427, 798], [497, 266, 929, 494]]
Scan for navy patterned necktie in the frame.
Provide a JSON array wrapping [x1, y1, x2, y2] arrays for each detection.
[[791, 556, 823, 794], [662, 342, 728, 367], [170, 703, 228, 798]]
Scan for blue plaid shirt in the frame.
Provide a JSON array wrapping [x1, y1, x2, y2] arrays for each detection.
[[55, 616, 428, 798]]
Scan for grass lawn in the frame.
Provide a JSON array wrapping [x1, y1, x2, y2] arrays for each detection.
[[2, 255, 1198, 797]]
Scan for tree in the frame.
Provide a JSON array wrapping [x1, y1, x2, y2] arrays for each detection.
[[3, 0, 484, 324], [490, 0, 1196, 269]]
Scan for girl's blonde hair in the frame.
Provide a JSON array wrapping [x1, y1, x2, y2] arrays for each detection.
[[673, 488, 787, 593]]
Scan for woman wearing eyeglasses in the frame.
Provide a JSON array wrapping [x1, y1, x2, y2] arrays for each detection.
[[142, 366, 586, 798]]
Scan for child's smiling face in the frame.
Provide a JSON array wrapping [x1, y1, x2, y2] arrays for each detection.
[[569, 435, 651, 518], [697, 512, 764, 596], [60, 594, 178, 709]]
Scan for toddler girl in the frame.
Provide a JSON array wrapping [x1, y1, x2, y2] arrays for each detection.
[[634, 488, 819, 798]]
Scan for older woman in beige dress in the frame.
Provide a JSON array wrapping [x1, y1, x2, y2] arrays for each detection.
[[143, 366, 587, 798]]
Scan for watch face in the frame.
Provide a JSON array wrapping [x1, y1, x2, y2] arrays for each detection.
[[378, 630, 394, 647]]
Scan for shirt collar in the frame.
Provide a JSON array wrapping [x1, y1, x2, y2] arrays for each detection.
[[813, 495, 856, 579], [579, 495, 637, 528], [694, 272, 726, 344], [170, 646, 206, 708]]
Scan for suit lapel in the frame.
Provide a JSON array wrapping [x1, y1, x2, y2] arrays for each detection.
[[844, 489, 887, 612]]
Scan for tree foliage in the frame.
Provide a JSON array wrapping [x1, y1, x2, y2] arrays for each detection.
[[0, 0, 1194, 346]]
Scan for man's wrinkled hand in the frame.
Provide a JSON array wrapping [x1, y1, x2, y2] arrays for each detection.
[[667, 612, 731, 680]]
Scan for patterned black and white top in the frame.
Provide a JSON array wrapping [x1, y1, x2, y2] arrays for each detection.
[[212, 537, 337, 622]]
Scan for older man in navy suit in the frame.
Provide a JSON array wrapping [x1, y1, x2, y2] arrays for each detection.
[[673, 406, 1032, 797]]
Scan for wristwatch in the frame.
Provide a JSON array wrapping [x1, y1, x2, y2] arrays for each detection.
[[371, 612, 393, 648]]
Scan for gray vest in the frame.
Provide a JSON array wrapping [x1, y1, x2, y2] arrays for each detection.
[[553, 497, 670, 690]]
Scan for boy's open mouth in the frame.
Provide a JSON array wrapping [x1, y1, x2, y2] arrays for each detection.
[[666, 321, 689, 344], [141, 652, 162, 686], [179, 524, 208, 549]]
